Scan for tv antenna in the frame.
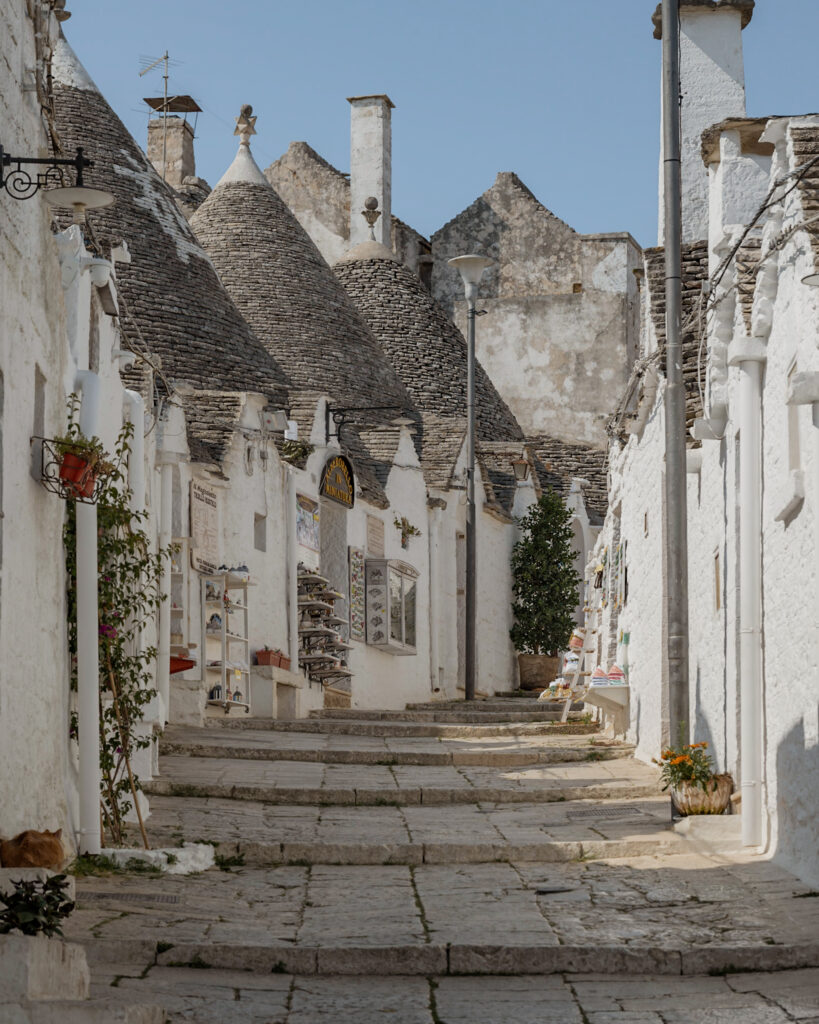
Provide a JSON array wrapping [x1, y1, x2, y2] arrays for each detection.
[[139, 52, 171, 180], [139, 53, 200, 184]]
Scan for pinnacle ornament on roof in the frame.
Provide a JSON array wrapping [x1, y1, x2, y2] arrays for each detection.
[[362, 197, 381, 241], [234, 104, 257, 146]]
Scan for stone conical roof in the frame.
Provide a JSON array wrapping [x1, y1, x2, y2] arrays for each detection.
[[189, 127, 414, 437], [333, 245, 524, 487], [50, 33, 289, 406]]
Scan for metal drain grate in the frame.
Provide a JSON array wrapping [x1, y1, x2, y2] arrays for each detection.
[[566, 805, 646, 820], [80, 892, 180, 904]]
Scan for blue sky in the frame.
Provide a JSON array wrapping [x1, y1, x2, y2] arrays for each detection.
[[66, 1, 817, 247]]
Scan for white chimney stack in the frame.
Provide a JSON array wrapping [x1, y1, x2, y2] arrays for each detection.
[[654, 0, 754, 244], [348, 94, 394, 248]]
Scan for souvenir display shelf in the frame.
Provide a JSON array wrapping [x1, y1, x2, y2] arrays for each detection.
[[201, 571, 254, 713], [297, 565, 353, 686], [169, 538, 197, 671]]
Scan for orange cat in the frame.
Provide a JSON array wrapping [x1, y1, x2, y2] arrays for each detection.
[[0, 829, 65, 869]]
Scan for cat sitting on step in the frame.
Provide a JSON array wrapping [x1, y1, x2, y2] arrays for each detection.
[[0, 829, 65, 869]]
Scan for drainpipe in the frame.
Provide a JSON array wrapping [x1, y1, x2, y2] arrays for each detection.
[[123, 390, 145, 515], [75, 370, 101, 855], [729, 337, 766, 847], [286, 467, 300, 672], [156, 412, 173, 724], [428, 506, 441, 693]]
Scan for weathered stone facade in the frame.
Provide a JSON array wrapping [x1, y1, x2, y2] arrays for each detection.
[[431, 173, 642, 448]]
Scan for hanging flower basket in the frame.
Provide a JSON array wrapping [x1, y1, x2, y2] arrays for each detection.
[[671, 774, 733, 815]]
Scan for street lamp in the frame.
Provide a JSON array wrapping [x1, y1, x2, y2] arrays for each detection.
[[448, 253, 494, 701], [511, 454, 530, 483]]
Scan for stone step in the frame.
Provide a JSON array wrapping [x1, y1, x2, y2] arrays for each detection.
[[309, 708, 583, 723], [172, 835, 680, 867], [405, 699, 583, 712], [7, 998, 164, 1023], [158, 737, 634, 767], [211, 718, 599, 738], [0, 935, 89, 1003], [143, 774, 660, 807], [80, 935, 819, 978]]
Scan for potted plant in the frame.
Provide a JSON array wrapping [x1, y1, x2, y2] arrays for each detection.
[[654, 741, 733, 815], [255, 646, 281, 667], [53, 397, 111, 499], [510, 489, 581, 690]]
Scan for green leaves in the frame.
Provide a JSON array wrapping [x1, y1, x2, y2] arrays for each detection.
[[510, 489, 581, 656], [0, 875, 75, 938]]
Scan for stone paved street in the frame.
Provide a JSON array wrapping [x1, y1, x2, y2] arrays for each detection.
[[69, 704, 819, 1021]]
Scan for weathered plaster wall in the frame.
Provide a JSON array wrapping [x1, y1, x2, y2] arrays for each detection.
[[656, 5, 747, 244], [0, 2, 76, 845], [431, 174, 640, 447]]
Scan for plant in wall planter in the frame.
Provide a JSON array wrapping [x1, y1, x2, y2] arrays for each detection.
[[654, 741, 733, 815], [256, 646, 281, 667], [394, 515, 421, 550], [510, 489, 581, 690], [52, 395, 113, 499]]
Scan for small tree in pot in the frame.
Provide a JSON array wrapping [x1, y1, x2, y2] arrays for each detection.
[[510, 489, 581, 689]]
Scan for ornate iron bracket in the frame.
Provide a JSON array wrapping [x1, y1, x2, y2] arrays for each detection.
[[0, 145, 93, 201]]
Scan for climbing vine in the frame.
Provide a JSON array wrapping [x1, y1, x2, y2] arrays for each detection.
[[64, 419, 175, 847]]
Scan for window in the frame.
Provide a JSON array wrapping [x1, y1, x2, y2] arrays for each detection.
[[365, 558, 418, 655], [254, 512, 267, 552]]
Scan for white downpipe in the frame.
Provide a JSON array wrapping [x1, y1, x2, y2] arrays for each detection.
[[156, 459, 172, 723], [286, 468, 299, 671], [738, 358, 763, 847], [123, 390, 145, 515], [75, 370, 101, 855], [428, 508, 441, 692]]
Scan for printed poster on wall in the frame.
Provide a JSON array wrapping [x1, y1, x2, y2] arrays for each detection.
[[190, 480, 219, 573], [296, 494, 320, 552], [366, 515, 384, 557], [348, 546, 365, 641]]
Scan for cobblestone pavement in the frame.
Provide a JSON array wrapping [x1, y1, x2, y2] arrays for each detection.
[[90, 967, 819, 1023], [70, 707, 819, 1021]]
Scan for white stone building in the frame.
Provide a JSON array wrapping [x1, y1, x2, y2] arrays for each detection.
[[592, 0, 819, 888]]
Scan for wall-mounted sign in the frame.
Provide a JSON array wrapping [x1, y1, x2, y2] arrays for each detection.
[[320, 454, 355, 509], [349, 546, 365, 641], [296, 494, 320, 552], [190, 480, 219, 573], [366, 514, 384, 557]]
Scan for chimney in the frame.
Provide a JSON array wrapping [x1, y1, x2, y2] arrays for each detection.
[[348, 94, 394, 248], [654, 0, 754, 243], [147, 116, 196, 188]]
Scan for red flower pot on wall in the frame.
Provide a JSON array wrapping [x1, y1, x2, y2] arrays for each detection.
[[256, 649, 281, 667], [59, 452, 97, 498]]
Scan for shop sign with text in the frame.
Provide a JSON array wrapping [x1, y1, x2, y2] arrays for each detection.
[[320, 454, 355, 509]]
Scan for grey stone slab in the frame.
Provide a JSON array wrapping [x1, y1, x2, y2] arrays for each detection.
[[315, 946, 447, 975], [448, 945, 682, 975], [434, 974, 581, 1023], [156, 942, 318, 974], [288, 976, 431, 1021]]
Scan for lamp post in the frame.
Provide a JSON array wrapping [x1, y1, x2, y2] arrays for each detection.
[[448, 254, 494, 701]]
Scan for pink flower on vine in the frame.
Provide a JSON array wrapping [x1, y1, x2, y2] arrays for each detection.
[[99, 623, 118, 640]]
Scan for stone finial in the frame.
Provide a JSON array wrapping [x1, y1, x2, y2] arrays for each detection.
[[362, 197, 381, 241], [234, 104, 257, 146]]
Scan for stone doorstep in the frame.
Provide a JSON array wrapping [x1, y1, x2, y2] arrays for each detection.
[[0, 935, 89, 1003], [161, 836, 679, 867], [78, 938, 819, 977], [141, 779, 662, 806], [209, 719, 599, 738], [157, 739, 634, 767], [4, 999, 165, 1024]]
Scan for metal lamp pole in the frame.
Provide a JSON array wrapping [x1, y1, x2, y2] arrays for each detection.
[[448, 254, 494, 701], [662, 0, 690, 744]]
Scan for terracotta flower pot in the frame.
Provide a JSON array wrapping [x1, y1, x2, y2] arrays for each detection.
[[256, 649, 281, 667], [517, 653, 561, 690], [59, 452, 97, 498], [671, 773, 733, 815], [279, 655, 291, 671]]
